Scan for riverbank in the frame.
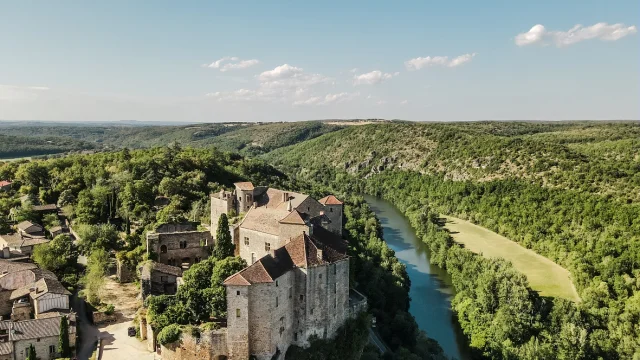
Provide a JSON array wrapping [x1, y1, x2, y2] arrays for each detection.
[[442, 215, 580, 302]]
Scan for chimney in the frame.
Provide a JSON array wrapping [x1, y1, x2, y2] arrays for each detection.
[[287, 200, 292, 212], [319, 211, 324, 216], [317, 249, 323, 261], [282, 192, 289, 202], [253, 201, 257, 208]]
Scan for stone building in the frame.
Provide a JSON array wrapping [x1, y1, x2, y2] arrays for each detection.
[[140, 261, 183, 299], [0, 315, 76, 360], [224, 229, 352, 360], [211, 182, 343, 266], [146, 223, 212, 270]]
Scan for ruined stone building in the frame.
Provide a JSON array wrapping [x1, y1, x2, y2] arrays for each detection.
[[146, 223, 212, 270]]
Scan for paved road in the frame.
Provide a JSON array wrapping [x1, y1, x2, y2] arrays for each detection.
[[369, 327, 388, 354], [100, 321, 156, 360], [72, 294, 101, 360]]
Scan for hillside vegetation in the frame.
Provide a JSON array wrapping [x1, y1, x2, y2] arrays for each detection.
[[266, 121, 640, 359], [0, 121, 341, 158]]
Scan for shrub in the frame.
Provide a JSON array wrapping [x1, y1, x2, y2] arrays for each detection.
[[157, 324, 182, 345], [104, 304, 115, 315]]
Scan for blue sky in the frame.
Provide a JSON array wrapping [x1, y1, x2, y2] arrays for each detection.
[[1, 0, 638, 122]]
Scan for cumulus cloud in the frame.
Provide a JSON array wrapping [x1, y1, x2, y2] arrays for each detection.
[[293, 92, 359, 106], [353, 70, 399, 85], [258, 64, 330, 89], [0, 84, 49, 102], [405, 53, 476, 70], [515, 23, 637, 47], [205, 57, 260, 71], [206, 88, 275, 102], [400, 100, 409, 105]]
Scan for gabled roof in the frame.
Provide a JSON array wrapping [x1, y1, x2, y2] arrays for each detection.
[[279, 209, 306, 225], [234, 182, 255, 191], [10, 277, 71, 300], [224, 232, 348, 286], [318, 195, 343, 205], [0, 316, 76, 341], [17, 221, 43, 233], [32, 204, 57, 212], [141, 261, 183, 278]]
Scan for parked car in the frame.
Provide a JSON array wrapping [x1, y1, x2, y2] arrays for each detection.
[[128, 326, 136, 337]]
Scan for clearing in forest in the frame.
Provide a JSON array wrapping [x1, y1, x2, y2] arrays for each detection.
[[442, 215, 580, 302]]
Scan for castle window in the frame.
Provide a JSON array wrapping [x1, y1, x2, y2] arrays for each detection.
[[276, 280, 279, 287], [236, 309, 241, 318], [49, 345, 55, 354], [330, 208, 333, 212], [294, 332, 298, 341], [160, 245, 167, 254], [179, 241, 187, 249], [244, 237, 249, 246], [334, 283, 337, 294], [299, 295, 304, 302], [334, 298, 337, 308], [265, 242, 271, 252], [236, 290, 240, 295], [310, 308, 314, 315], [276, 297, 279, 308], [160, 276, 167, 283], [289, 287, 292, 299], [319, 273, 322, 279], [334, 264, 337, 275]]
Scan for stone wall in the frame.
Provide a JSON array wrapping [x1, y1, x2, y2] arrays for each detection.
[[210, 192, 234, 238], [277, 223, 309, 246], [116, 259, 136, 283], [148, 231, 212, 267], [248, 283, 273, 359], [322, 204, 343, 235], [13, 332, 74, 360], [238, 228, 278, 265], [226, 284, 249, 359], [160, 329, 228, 360]]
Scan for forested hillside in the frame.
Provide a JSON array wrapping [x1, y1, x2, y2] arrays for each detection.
[[0, 121, 341, 159], [266, 121, 640, 359]]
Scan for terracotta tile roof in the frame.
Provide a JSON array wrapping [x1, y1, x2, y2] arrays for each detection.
[[224, 232, 348, 286], [318, 195, 343, 205], [234, 182, 255, 191], [279, 210, 306, 225]]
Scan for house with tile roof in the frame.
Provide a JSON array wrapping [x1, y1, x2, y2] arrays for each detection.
[[0, 314, 76, 360], [211, 182, 344, 266]]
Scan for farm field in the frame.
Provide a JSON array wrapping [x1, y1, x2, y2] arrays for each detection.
[[442, 215, 580, 302]]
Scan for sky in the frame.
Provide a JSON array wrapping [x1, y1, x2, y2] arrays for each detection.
[[1, 0, 638, 122]]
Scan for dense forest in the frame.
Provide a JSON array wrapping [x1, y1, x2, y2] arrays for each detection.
[[0, 121, 341, 158], [266, 121, 640, 359]]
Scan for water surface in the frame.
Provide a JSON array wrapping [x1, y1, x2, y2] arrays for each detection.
[[363, 195, 471, 360]]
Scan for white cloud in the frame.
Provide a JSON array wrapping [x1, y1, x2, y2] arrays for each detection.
[[400, 100, 409, 105], [353, 70, 398, 85], [205, 57, 260, 71], [405, 53, 476, 70], [0, 84, 49, 102], [293, 92, 359, 106], [515, 23, 637, 47], [206, 88, 275, 102], [258, 64, 330, 89], [376, 100, 387, 105]]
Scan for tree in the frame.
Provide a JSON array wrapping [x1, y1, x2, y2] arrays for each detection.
[[213, 214, 234, 260], [76, 223, 119, 254], [209, 256, 247, 317], [81, 249, 109, 305], [59, 315, 71, 357], [32, 234, 78, 276], [26, 344, 36, 360]]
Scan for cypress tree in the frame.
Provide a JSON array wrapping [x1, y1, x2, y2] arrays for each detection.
[[26, 344, 36, 360], [213, 213, 234, 260], [59, 315, 70, 357]]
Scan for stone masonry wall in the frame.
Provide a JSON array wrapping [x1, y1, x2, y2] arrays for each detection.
[[160, 329, 228, 360], [210, 193, 234, 238], [150, 231, 212, 267], [248, 283, 274, 359], [238, 228, 278, 265], [226, 284, 249, 360], [277, 223, 309, 247]]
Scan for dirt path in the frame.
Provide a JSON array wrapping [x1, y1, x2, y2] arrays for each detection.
[[442, 215, 580, 302]]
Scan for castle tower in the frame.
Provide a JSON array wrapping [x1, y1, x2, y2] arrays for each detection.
[[234, 182, 255, 213], [210, 189, 235, 237], [318, 195, 344, 235]]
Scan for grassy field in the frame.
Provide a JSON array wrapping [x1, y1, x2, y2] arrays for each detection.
[[442, 215, 580, 302]]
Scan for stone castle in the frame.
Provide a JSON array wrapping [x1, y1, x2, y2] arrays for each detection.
[[209, 182, 363, 360]]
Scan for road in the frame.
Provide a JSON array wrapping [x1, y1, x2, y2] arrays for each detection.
[[369, 327, 388, 354], [99, 321, 156, 360]]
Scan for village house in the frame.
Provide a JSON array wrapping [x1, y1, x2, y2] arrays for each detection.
[[0, 315, 76, 360], [0, 234, 49, 258], [15, 222, 44, 237]]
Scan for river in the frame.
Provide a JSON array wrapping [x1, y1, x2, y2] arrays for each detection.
[[363, 195, 471, 360]]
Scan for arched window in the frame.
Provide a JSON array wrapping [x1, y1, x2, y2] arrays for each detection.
[[160, 245, 167, 254]]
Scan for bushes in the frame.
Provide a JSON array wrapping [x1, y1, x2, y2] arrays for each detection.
[[157, 324, 182, 345]]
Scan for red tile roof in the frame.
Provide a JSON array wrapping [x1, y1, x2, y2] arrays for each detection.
[[318, 195, 343, 205], [279, 210, 307, 225], [224, 232, 348, 286]]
